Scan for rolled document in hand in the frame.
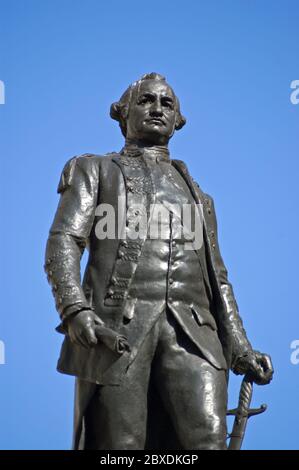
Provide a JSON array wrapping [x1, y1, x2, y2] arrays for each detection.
[[94, 325, 131, 354]]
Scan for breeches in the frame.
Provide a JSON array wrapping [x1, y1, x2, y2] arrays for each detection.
[[84, 307, 228, 450]]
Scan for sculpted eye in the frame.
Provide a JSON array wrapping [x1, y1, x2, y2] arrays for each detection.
[[162, 99, 174, 109], [138, 94, 154, 105]]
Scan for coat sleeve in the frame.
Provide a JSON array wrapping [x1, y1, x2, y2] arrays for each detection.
[[44, 155, 99, 321], [207, 195, 253, 371]]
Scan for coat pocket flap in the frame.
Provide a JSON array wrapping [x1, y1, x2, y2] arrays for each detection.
[[191, 304, 218, 331]]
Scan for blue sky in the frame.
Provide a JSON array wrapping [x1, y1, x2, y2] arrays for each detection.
[[1, 0, 299, 449]]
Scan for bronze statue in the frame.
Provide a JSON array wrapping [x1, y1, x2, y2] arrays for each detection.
[[45, 73, 273, 450]]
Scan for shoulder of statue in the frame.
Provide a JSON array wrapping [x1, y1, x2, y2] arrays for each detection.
[[193, 183, 215, 210], [171, 158, 188, 170], [57, 152, 110, 193], [170, 158, 192, 181]]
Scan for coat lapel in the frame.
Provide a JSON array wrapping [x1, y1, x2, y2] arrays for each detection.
[[171, 160, 212, 250], [171, 159, 217, 297]]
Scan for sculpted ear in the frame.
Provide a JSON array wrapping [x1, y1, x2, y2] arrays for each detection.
[[110, 102, 121, 122], [110, 101, 128, 137], [175, 113, 186, 131]]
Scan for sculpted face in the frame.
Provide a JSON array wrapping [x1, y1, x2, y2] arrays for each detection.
[[126, 80, 177, 146]]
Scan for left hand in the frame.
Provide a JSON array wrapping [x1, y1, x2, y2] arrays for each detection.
[[233, 350, 274, 385]]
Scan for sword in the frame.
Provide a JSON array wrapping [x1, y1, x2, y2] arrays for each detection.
[[227, 374, 267, 450]]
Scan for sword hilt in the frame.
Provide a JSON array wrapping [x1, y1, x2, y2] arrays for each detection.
[[227, 374, 268, 449], [227, 403, 267, 419], [227, 375, 267, 419]]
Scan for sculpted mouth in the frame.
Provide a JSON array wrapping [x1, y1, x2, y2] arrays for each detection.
[[146, 118, 165, 126]]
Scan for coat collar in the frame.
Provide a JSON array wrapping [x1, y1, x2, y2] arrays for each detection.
[[121, 140, 170, 163]]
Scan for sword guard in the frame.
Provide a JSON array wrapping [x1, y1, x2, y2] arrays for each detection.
[[247, 403, 267, 418], [227, 403, 267, 418]]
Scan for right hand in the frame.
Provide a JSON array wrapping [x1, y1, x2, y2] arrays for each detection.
[[233, 350, 274, 385], [66, 309, 98, 348]]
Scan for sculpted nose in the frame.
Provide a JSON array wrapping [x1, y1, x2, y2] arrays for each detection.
[[150, 101, 163, 116]]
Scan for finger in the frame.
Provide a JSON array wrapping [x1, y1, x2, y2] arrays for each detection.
[[259, 375, 272, 385], [69, 329, 84, 347], [255, 352, 273, 372], [261, 354, 274, 374], [83, 326, 98, 346], [248, 359, 266, 383], [263, 369, 274, 383], [252, 371, 266, 385], [74, 331, 89, 349], [68, 325, 89, 348], [121, 340, 131, 352], [249, 358, 264, 375], [253, 366, 272, 385], [256, 356, 274, 383]]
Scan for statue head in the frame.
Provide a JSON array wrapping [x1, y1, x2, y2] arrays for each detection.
[[110, 73, 186, 146]]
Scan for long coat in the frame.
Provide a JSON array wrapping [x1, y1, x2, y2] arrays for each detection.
[[45, 151, 252, 448]]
